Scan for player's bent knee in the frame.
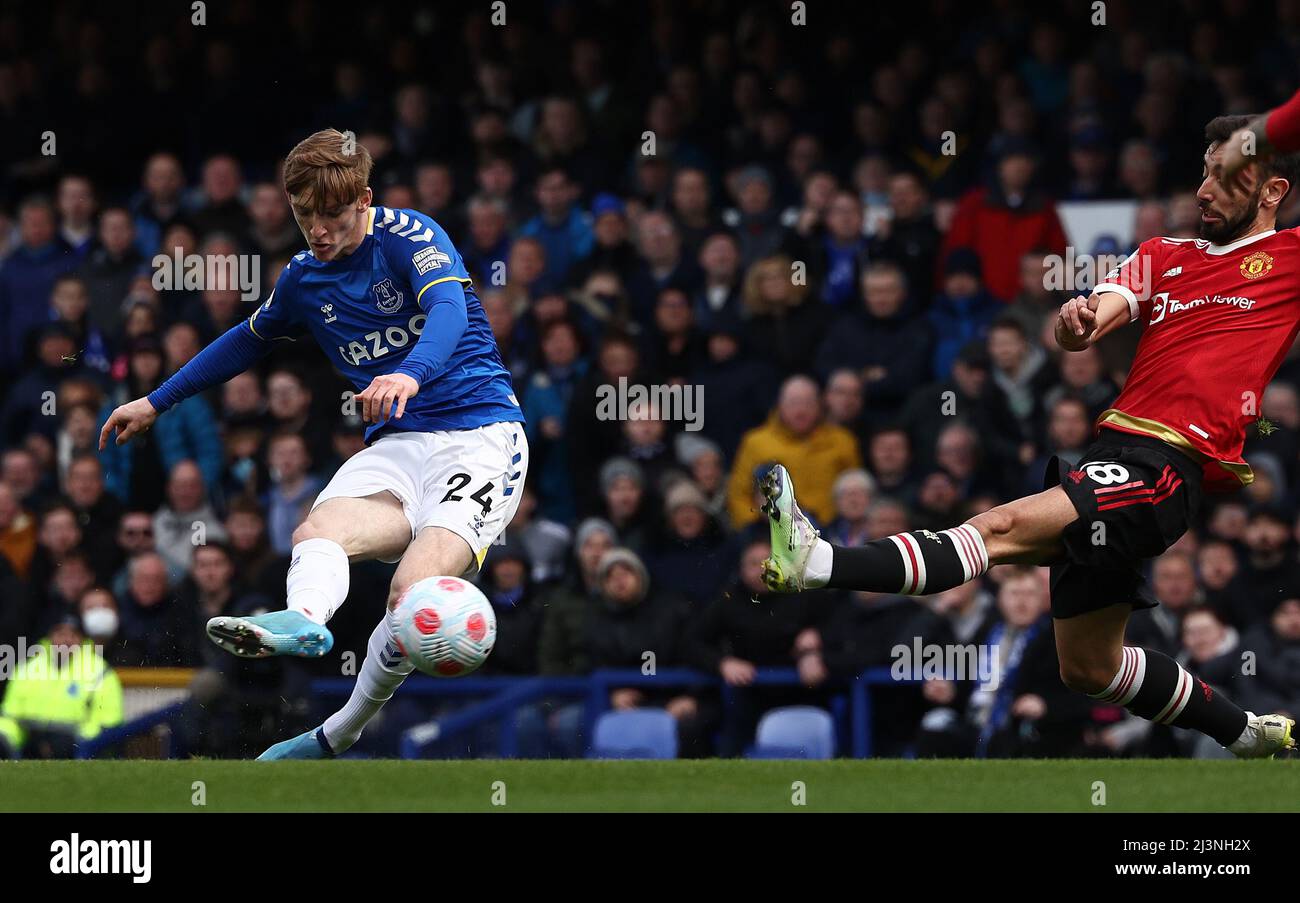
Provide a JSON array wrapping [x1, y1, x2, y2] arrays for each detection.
[[1058, 660, 1112, 696], [966, 507, 1014, 542], [291, 520, 321, 546], [386, 579, 414, 612]]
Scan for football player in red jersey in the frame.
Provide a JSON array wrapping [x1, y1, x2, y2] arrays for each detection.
[[760, 115, 1300, 758]]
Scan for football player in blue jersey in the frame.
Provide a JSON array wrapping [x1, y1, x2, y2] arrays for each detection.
[[100, 130, 530, 759]]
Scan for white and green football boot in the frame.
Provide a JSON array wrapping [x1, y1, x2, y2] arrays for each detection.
[[759, 464, 820, 593], [1229, 712, 1296, 759]]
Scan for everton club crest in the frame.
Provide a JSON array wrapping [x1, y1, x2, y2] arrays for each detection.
[[372, 278, 405, 313]]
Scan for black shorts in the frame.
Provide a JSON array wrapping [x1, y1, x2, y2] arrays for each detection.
[[1043, 428, 1203, 619]]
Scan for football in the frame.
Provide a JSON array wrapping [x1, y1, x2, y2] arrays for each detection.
[[388, 576, 497, 677]]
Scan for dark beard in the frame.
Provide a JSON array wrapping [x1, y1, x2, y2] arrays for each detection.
[[1198, 191, 1261, 243]]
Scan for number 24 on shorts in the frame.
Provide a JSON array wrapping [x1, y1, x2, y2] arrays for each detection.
[[442, 472, 494, 514]]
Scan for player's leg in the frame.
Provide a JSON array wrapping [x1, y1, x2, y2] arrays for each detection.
[[1056, 599, 1293, 758], [761, 462, 1075, 594], [207, 492, 412, 659], [311, 527, 475, 756], [304, 422, 529, 757]]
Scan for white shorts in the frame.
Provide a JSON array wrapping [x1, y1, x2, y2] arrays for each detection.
[[310, 421, 529, 571]]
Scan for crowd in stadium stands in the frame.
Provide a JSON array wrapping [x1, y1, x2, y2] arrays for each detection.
[[3, 1, 1300, 757]]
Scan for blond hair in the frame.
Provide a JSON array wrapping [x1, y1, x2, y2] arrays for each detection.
[[742, 254, 807, 316], [282, 129, 373, 212]]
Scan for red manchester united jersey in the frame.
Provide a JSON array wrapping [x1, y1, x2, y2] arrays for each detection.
[[1093, 228, 1300, 492]]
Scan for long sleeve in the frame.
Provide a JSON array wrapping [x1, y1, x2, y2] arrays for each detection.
[[148, 323, 272, 413], [394, 278, 469, 385]]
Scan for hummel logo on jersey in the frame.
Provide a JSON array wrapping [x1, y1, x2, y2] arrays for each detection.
[[372, 278, 404, 313], [320, 303, 337, 323], [413, 245, 451, 275], [1162, 266, 1182, 278]]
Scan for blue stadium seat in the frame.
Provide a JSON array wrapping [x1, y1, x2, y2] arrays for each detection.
[[747, 706, 836, 759], [588, 710, 678, 759]]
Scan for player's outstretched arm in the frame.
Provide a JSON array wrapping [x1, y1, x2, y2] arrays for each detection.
[[1054, 291, 1131, 352], [98, 322, 273, 448], [1215, 88, 1300, 190]]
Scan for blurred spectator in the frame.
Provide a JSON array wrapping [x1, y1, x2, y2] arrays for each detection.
[[1238, 597, 1300, 721], [520, 166, 593, 289], [986, 316, 1053, 454], [49, 275, 111, 376], [685, 539, 836, 755], [740, 254, 829, 375], [463, 195, 512, 286], [928, 248, 1002, 380], [942, 142, 1068, 302], [582, 547, 709, 755], [99, 334, 224, 510], [825, 469, 875, 548], [816, 261, 932, 425], [1, 324, 83, 447], [57, 175, 98, 258], [728, 375, 862, 528], [692, 314, 779, 461], [870, 171, 941, 301], [131, 152, 187, 258], [477, 543, 542, 676], [627, 210, 701, 323], [62, 452, 122, 580], [523, 319, 587, 524], [916, 566, 1089, 757], [152, 460, 229, 574], [77, 207, 144, 337], [646, 481, 729, 604], [1127, 550, 1202, 658], [0, 614, 123, 759], [693, 232, 744, 326], [0, 197, 76, 380], [117, 551, 198, 667], [0, 481, 36, 579], [539, 517, 617, 676], [1221, 506, 1300, 629], [789, 189, 871, 310], [263, 433, 323, 556]]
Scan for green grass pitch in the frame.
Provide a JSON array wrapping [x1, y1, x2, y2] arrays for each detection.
[[0, 759, 1297, 812]]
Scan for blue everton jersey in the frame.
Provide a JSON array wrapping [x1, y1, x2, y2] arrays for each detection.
[[247, 206, 523, 440]]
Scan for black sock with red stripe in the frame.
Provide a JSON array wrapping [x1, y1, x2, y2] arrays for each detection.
[[1089, 647, 1246, 746], [828, 525, 989, 595]]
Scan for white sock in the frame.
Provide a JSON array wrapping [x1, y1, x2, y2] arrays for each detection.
[[321, 614, 413, 753], [1228, 712, 1258, 754], [804, 538, 833, 588], [286, 538, 350, 624]]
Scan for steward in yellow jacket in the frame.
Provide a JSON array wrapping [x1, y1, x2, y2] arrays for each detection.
[[0, 618, 124, 758]]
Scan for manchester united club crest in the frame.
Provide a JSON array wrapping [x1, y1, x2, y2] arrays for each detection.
[[1240, 250, 1274, 280]]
